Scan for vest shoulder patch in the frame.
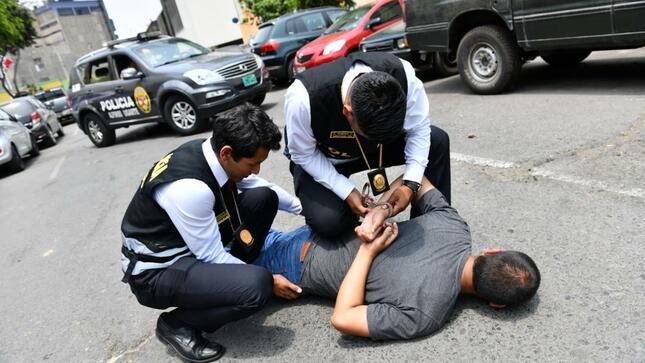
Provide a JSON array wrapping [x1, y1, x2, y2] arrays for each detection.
[[149, 153, 173, 182], [216, 210, 230, 224]]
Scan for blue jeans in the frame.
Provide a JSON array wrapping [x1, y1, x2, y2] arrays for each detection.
[[252, 225, 312, 284]]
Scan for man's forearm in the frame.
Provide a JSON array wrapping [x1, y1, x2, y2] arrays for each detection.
[[335, 247, 374, 310]]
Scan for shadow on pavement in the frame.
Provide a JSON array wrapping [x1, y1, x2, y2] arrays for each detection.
[[427, 57, 645, 96], [113, 123, 186, 146]]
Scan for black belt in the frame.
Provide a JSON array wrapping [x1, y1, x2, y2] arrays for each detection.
[[121, 245, 187, 283]]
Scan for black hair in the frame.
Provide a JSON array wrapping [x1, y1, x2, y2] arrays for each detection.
[[350, 71, 406, 144], [210, 103, 281, 161], [473, 251, 541, 306]]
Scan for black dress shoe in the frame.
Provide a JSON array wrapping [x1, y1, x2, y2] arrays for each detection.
[[156, 313, 225, 363]]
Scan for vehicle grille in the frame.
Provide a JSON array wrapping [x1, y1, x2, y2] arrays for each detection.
[[216, 57, 258, 79], [364, 43, 394, 52], [297, 54, 313, 63]]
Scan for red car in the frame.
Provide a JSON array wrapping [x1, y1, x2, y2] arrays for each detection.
[[293, 0, 402, 73]]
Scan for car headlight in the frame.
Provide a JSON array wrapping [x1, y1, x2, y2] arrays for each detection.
[[396, 38, 408, 49], [322, 39, 346, 56], [253, 54, 264, 69], [184, 69, 224, 85]]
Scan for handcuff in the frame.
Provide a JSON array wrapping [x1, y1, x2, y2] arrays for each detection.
[[361, 182, 393, 218]]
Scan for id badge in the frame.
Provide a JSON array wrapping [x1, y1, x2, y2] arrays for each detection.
[[367, 168, 390, 196], [234, 224, 255, 252]]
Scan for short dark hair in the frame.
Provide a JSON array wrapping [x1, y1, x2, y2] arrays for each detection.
[[350, 71, 406, 144], [473, 251, 541, 306], [211, 103, 281, 161]]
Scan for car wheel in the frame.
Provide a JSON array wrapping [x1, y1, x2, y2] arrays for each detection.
[[164, 95, 205, 135], [7, 144, 25, 173], [30, 134, 40, 157], [457, 25, 522, 94], [433, 51, 458, 78], [57, 120, 65, 137], [542, 50, 591, 67], [85, 114, 116, 147], [249, 93, 266, 106], [286, 56, 295, 83], [46, 125, 58, 147]]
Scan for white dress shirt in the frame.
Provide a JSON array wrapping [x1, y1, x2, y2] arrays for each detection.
[[153, 139, 302, 265], [284, 58, 431, 200]]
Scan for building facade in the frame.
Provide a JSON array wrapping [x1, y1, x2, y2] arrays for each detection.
[[14, 0, 114, 89]]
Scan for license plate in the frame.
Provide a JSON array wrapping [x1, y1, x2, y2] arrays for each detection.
[[242, 74, 258, 87]]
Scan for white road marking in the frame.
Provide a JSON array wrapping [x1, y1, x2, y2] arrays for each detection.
[[43, 249, 54, 257], [451, 152, 644, 198], [49, 156, 66, 181], [450, 152, 518, 169], [106, 334, 155, 363], [530, 168, 645, 198]]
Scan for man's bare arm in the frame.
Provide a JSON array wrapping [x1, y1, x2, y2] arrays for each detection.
[[331, 223, 399, 336]]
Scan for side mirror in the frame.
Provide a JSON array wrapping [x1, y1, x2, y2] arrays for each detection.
[[367, 17, 382, 29], [121, 67, 144, 80]]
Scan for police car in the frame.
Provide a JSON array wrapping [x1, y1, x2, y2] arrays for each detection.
[[69, 32, 270, 147]]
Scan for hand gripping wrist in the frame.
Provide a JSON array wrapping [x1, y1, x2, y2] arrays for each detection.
[[374, 202, 393, 218]]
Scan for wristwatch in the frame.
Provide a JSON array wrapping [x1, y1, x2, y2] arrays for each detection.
[[402, 180, 421, 193]]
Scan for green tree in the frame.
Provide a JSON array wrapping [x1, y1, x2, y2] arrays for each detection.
[[242, 0, 353, 22], [0, 0, 36, 97]]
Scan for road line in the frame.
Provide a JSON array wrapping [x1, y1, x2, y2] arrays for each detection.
[[43, 249, 54, 257], [450, 152, 518, 169], [530, 168, 645, 198], [49, 156, 66, 181]]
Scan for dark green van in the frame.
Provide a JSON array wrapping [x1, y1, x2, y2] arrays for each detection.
[[404, 0, 645, 94]]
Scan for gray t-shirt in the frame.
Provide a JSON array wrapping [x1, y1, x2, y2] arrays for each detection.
[[300, 189, 471, 340]]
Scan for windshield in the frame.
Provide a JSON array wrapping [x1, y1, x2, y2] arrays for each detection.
[[1, 100, 34, 117], [35, 89, 65, 102], [324, 6, 370, 34], [133, 38, 210, 67], [250, 24, 273, 46]]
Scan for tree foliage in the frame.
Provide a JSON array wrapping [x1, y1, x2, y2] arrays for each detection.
[[241, 0, 353, 22], [0, 0, 36, 97]]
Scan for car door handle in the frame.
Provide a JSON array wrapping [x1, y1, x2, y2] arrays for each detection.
[[115, 86, 123, 93]]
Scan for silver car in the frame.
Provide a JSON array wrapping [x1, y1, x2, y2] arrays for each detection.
[[0, 108, 39, 173]]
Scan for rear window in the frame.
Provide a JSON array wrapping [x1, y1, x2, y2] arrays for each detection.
[[251, 24, 273, 45], [1, 100, 35, 117], [35, 89, 66, 102]]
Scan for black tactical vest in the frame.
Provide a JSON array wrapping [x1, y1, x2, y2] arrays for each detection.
[[121, 139, 239, 254], [295, 52, 408, 162]]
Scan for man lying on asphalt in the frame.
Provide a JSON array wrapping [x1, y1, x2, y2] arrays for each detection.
[[254, 176, 541, 340]]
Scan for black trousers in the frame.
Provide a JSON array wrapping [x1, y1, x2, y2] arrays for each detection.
[[291, 125, 451, 238], [128, 187, 278, 332]]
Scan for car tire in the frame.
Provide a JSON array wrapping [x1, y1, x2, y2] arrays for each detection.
[[7, 144, 25, 173], [30, 134, 40, 157], [57, 120, 65, 137], [85, 113, 116, 147], [541, 50, 591, 67], [286, 56, 295, 83], [433, 51, 458, 78], [457, 25, 522, 94], [46, 125, 58, 147], [163, 95, 205, 135], [249, 93, 266, 106]]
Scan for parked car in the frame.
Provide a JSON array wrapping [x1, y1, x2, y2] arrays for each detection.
[[293, 0, 402, 73], [405, 0, 645, 94], [250, 6, 347, 83], [34, 87, 74, 125], [0, 96, 63, 147], [0, 108, 39, 174], [359, 19, 457, 76], [69, 32, 270, 147]]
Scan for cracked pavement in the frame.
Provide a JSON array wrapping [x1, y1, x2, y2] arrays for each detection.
[[0, 49, 643, 362]]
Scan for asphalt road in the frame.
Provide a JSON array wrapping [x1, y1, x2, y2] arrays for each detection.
[[1, 49, 643, 363]]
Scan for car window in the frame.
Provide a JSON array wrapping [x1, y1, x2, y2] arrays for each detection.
[[113, 54, 140, 79], [133, 38, 209, 68], [251, 24, 273, 45], [0, 108, 11, 120], [28, 98, 45, 109], [81, 57, 113, 84], [35, 89, 65, 102], [300, 12, 326, 32], [326, 9, 347, 23], [371, 1, 402, 24], [324, 5, 371, 34], [1, 100, 35, 117]]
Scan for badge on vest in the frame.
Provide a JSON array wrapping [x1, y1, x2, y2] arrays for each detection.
[[367, 167, 390, 195], [330, 131, 355, 139]]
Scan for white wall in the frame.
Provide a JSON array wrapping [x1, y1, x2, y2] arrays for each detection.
[[175, 0, 243, 48]]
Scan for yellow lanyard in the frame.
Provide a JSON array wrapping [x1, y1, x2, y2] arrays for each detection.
[[218, 186, 242, 232], [354, 135, 382, 170]]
